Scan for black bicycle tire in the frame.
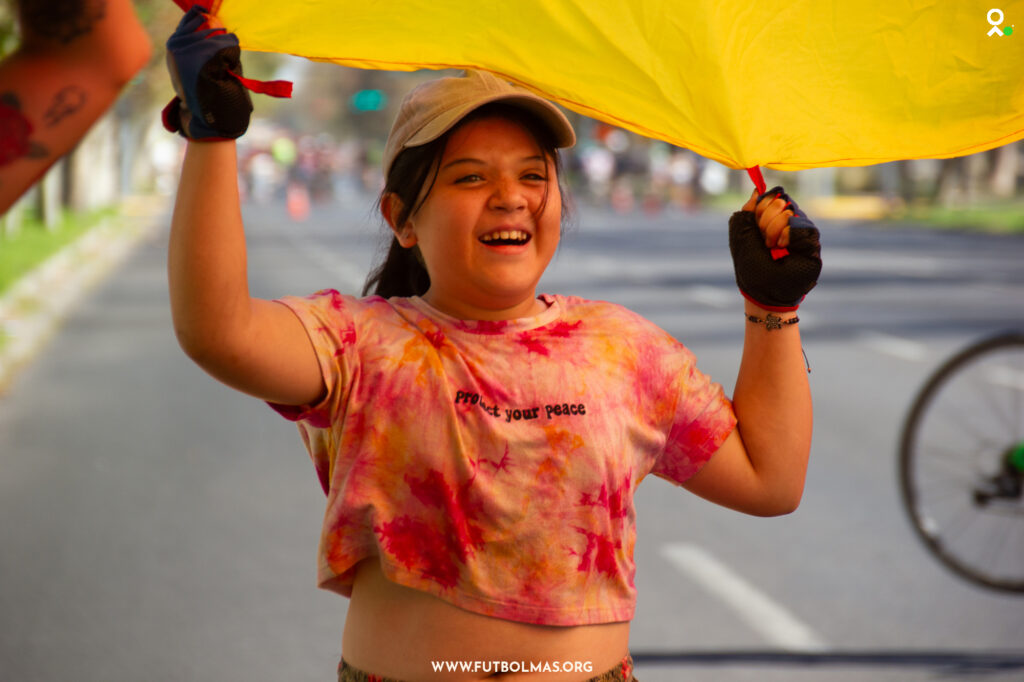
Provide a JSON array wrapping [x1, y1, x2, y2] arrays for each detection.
[[898, 331, 1024, 593]]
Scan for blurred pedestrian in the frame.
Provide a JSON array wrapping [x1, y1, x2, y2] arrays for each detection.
[[165, 6, 822, 681], [0, 0, 151, 213]]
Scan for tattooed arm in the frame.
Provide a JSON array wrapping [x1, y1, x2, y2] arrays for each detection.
[[0, 0, 152, 213]]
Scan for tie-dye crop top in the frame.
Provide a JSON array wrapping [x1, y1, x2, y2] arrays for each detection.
[[269, 291, 736, 626]]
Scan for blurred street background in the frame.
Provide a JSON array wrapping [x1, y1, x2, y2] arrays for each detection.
[[2, 5, 1023, 681]]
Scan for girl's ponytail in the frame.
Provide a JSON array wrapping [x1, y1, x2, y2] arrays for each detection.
[[362, 235, 430, 298]]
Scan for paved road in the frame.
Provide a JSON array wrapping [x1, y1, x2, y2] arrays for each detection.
[[1, 194, 1022, 681]]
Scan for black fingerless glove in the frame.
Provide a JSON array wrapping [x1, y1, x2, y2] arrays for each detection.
[[163, 5, 253, 140], [729, 186, 822, 312]]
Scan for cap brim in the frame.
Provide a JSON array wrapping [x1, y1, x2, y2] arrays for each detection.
[[404, 93, 576, 151]]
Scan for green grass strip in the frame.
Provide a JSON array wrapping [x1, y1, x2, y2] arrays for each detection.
[[892, 199, 1024, 234], [0, 207, 117, 297]]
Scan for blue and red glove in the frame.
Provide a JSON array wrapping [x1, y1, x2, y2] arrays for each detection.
[[163, 5, 253, 140], [728, 186, 822, 312]]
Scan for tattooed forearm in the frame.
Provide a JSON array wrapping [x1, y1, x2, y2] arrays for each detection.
[[20, 0, 108, 45], [0, 93, 49, 166], [43, 86, 87, 127]]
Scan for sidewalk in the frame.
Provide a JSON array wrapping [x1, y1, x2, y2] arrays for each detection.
[[0, 194, 169, 393]]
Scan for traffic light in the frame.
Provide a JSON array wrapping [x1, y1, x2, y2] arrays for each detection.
[[350, 89, 387, 112]]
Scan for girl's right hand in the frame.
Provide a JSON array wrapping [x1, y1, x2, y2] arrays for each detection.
[[163, 5, 253, 140]]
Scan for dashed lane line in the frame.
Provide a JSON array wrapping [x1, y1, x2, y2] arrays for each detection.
[[859, 332, 929, 362], [661, 542, 830, 652], [287, 233, 365, 293], [684, 285, 734, 309]]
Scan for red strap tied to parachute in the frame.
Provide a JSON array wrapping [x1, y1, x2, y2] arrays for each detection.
[[172, 0, 212, 11], [171, 0, 292, 99], [746, 165, 767, 196], [229, 71, 293, 98], [746, 165, 790, 261]]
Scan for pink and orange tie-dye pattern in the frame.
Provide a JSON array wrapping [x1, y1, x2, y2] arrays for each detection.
[[269, 291, 735, 626]]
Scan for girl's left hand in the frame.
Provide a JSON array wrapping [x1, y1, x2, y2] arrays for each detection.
[[728, 186, 822, 312], [742, 188, 793, 249]]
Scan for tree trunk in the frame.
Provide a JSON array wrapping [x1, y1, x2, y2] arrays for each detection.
[[931, 157, 966, 205], [988, 142, 1019, 198], [67, 112, 119, 212], [38, 162, 63, 232]]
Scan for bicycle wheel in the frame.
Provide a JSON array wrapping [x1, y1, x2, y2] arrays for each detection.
[[899, 332, 1024, 593]]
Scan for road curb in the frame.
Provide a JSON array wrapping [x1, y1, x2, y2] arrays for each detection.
[[0, 195, 168, 394]]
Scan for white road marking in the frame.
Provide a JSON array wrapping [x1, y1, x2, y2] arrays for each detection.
[[860, 332, 929, 362], [661, 542, 829, 652], [686, 285, 734, 309], [289, 235, 365, 293], [825, 250, 942, 277]]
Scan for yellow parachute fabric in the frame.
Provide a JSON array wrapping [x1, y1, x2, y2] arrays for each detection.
[[210, 0, 1024, 171]]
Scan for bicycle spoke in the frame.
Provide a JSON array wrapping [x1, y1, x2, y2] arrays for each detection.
[[981, 518, 1021, 581], [929, 499, 982, 546], [943, 508, 1023, 586], [999, 360, 1024, 442], [913, 441, 998, 479], [973, 364, 1019, 439], [920, 395, 1003, 455]]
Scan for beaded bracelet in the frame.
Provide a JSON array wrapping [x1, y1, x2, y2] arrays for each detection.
[[745, 312, 799, 330]]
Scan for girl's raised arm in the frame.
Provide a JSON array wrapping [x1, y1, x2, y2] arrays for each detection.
[[168, 140, 324, 407], [683, 188, 821, 516], [163, 7, 322, 407], [682, 300, 812, 516]]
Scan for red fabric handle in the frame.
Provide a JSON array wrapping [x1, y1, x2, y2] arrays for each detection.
[[746, 166, 767, 195], [746, 165, 790, 261], [170, 0, 295, 100], [172, 2, 226, 19], [228, 71, 293, 99], [172, 0, 210, 11]]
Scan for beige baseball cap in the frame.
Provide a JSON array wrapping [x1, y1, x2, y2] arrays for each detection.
[[381, 70, 576, 176]]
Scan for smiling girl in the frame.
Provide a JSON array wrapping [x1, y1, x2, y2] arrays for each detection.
[[167, 11, 821, 680]]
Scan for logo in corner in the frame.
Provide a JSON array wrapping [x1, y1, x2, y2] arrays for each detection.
[[988, 8, 1014, 36]]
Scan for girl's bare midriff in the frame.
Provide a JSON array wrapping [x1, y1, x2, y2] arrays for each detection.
[[341, 559, 631, 681]]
